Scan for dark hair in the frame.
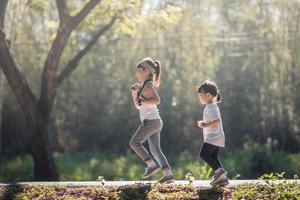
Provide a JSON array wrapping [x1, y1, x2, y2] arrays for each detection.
[[137, 57, 161, 87], [198, 80, 222, 103], [153, 60, 161, 86]]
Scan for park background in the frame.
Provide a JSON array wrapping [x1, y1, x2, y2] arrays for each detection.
[[0, 0, 300, 182]]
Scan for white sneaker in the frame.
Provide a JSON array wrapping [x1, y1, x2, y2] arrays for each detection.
[[210, 168, 227, 185]]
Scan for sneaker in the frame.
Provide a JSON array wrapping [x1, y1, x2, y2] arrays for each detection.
[[212, 177, 229, 187], [142, 166, 160, 179], [158, 174, 175, 184], [210, 168, 227, 185]]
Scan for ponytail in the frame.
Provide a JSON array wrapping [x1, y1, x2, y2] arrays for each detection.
[[154, 60, 161, 87], [216, 92, 222, 103]]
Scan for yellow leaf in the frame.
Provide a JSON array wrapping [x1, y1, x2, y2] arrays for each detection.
[[47, 21, 59, 29]]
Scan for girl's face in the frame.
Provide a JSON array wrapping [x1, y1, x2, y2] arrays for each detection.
[[198, 91, 214, 105], [136, 67, 151, 82]]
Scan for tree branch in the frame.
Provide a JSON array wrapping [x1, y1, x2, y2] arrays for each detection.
[[55, 0, 69, 23], [40, 0, 101, 120], [70, 0, 101, 28], [40, 28, 70, 120], [56, 15, 118, 86], [0, 31, 40, 120]]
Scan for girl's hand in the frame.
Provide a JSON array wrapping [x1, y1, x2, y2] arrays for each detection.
[[197, 120, 207, 128], [131, 83, 140, 91], [135, 97, 142, 106]]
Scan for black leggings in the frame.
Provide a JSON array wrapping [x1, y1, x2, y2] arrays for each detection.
[[200, 143, 223, 171]]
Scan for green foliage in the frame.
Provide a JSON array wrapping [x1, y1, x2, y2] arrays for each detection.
[[173, 152, 213, 181], [223, 143, 297, 179], [146, 5, 183, 32], [0, 155, 34, 182], [225, 173, 300, 200], [1, 151, 210, 182], [1, 150, 299, 182], [26, 0, 49, 13], [54, 151, 145, 181]]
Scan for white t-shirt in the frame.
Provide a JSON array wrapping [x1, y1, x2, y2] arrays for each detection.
[[203, 102, 225, 147], [133, 81, 161, 122], [139, 104, 160, 122]]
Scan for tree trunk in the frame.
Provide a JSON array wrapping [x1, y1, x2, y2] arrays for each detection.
[[0, 32, 59, 180], [27, 117, 59, 180], [0, 71, 2, 156], [0, 0, 9, 159]]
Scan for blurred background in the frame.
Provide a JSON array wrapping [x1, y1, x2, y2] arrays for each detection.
[[0, 0, 299, 182]]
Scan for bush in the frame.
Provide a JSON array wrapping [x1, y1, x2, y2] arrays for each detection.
[[0, 151, 213, 182], [0, 149, 299, 182], [223, 143, 300, 179], [0, 155, 34, 182]]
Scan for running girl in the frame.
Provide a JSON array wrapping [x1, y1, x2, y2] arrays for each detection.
[[197, 80, 229, 186], [130, 57, 174, 184]]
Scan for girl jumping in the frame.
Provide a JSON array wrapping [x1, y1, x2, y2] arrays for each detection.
[[197, 80, 229, 186], [130, 57, 174, 184]]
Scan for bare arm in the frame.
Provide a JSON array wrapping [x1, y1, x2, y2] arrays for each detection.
[[203, 119, 220, 128], [198, 119, 220, 128], [131, 91, 141, 109], [131, 83, 140, 109]]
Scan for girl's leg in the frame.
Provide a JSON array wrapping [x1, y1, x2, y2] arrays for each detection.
[[129, 120, 162, 164], [148, 120, 174, 183], [211, 147, 222, 169], [148, 131, 170, 170], [209, 146, 228, 186], [199, 143, 220, 171]]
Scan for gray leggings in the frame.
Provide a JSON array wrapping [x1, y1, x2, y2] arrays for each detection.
[[129, 119, 170, 169]]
